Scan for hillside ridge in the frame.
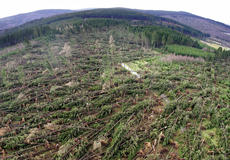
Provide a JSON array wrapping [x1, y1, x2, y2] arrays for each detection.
[[0, 9, 74, 32], [138, 9, 230, 47], [0, 7, 229, 159], [0, 8, 208, 48]]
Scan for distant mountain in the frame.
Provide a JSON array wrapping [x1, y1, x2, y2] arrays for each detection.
[[0, 9, 75, 32], [138, 10, 230, 47]]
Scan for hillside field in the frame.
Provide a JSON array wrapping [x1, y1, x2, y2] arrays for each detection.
[[0, 9, 229, 160]]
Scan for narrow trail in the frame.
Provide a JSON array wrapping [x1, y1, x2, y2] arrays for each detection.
[[121, 63, 141, 78]]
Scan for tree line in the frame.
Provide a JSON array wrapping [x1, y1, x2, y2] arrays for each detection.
[[0, 25, 56, 48], [215, 47, 230, 58], [129, 26, 201, 48]]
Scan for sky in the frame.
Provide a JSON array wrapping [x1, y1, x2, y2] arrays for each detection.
[[1, 0, 230, 25]]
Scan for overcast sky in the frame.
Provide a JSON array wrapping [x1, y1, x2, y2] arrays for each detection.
[[1, 0, 230, 25]]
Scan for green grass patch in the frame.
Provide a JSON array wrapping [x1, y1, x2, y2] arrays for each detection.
[[0, 50, 21, 60], [166, 44, 215, 59], [202, 128, 218, 147]]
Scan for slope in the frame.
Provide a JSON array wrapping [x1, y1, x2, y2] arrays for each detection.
[[0, 9, 75, 32], [0, 8, 208, 48], [0, 9, 229, 160], [139, 10, 230, 47]]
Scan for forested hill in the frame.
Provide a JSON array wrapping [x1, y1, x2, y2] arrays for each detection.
[[138, 10, 230, 47], [0, 8, 208, 48], [3, 8, 230, 47]]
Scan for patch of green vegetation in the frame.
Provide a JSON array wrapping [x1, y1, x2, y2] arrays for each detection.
[[202, 128, 218, 147], [1, 69, 11, 87], [0, 50, 20, 60], [130, 25, 202, 48], [166, 44, 215, 59]]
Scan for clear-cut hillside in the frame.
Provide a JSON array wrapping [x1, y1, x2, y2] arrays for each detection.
[[0, 8, 229, 159]]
